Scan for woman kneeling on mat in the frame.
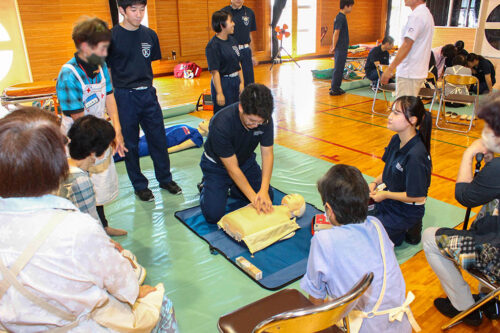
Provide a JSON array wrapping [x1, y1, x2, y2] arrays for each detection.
[[369, 96, 432, 246], [0, 113, 178, 332], [423, 94, 500, 327]]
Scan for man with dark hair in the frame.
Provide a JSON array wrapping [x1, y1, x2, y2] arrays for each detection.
[[107, 0, 182, 202], [300, 164, 415, 332], [222, 0, 258, 86], [365, 36, 394, 89], [199, 83, 275, 224], [56, 16, 127, 236], [329, 0, 354, 96], [432, 44, 457, 78], [206, 10, 243, 113], [467, 53, 496, 95], [382, 0, 434, 98]]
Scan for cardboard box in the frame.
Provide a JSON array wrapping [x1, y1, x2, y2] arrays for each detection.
[[236, 256, 262, 280]]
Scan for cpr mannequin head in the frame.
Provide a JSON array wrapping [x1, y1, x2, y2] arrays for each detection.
[[197, 120, 209, 137], [281, 193, 306, 218], [72, 17, 111, 65], [478, 93, 500, 153], [317, 164, 369, 225]]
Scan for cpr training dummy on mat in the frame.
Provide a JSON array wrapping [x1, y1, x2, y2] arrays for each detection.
[[217, 193, 306, 254], [113, 121, 207, 162]]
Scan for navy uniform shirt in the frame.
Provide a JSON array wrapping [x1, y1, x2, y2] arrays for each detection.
[[382, 134, 432, 198], [204, 102, 274, 165], [365, 45, 390, 73], [222, 5, 257, 45], [205, 35, 241, 75], [474, 57, 497, 86], [333, 12, 349, 51], [106, 25, 161, 88]]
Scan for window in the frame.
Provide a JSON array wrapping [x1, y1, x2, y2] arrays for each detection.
[[450, 0, 481, 27]]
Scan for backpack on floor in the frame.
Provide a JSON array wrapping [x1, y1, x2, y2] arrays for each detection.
[[174, 62, 202, 79]]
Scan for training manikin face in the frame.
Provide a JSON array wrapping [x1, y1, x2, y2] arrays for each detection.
[[197, 120, 209, 137], [281, 193, 306, 218]]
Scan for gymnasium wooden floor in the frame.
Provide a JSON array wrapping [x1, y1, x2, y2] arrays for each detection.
[[153, 58, 499, 332]]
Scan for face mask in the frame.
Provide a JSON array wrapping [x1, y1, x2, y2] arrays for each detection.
[[482, 129, 500, 153], [87, 53, 105, 66]]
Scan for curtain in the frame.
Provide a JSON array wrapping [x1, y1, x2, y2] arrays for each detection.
[[271, 0, 287, 59], [109, 0, 119, 27], [426, 0, 451, 26]]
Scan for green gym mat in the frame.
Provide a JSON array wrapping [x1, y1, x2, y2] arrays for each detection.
[[105, 114, 468, 332], [162, 103, 196, 119]]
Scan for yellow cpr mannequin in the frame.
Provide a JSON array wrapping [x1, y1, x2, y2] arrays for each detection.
[[217, 194, 306, 254]]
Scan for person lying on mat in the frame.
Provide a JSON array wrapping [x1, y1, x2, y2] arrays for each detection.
[[0, 113, 178, 332], [301, 164, 417, 333], [369, 96, 432, 246], [199, 83, 274, 224], [423, 93, 500, 327]]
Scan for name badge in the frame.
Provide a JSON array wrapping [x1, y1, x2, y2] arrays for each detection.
[[84, 93, 99, 109], [395, 162, 404, 172], [253, 130, 264, 136]]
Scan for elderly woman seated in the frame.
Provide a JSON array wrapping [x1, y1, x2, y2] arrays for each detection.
[[423, 94, 500, 327], [0, 110, 178, 332]]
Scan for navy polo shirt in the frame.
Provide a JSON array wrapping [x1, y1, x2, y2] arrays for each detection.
[[222, 5, 257, 45], [474, 57, 496, 86], [382, 134, 432, 198], [204, 102, 274, 165], [333, 12, 349, 51], [106, 25, 161, 89], [365, 45, 390, 73], [206, 35, 241, 75]]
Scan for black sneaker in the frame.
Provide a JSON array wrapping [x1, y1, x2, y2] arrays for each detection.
[[135, 188, 154, 202], [474, 294, 500, 320], [160, 181, 182, 195], [329, 89, 345, 96], [434, 297, 483, 327]]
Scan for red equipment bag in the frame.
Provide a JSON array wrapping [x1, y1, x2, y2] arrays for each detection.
[[173, 62, 202, 78]]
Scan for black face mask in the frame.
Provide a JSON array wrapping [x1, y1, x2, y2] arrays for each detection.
[[87, 53, 105, 66]]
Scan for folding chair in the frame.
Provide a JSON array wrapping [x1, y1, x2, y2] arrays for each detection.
[[418, 71, 438, 112], [441, 269, 500, 330], [371, 64, 395, 116], [435, 74, 480, 133], [218, 272, 374, 333]]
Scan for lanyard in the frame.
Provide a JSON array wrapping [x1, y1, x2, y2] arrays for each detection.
[[78, 63, 97, 84]]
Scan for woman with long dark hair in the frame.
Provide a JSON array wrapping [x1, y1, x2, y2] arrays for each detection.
[[369, 96, 433, 246]]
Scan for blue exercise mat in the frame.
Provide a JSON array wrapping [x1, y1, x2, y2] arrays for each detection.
[[174, 188, 323, 290]]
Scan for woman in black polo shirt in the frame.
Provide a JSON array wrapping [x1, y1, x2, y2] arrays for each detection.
[[206, 10, 244, 113], [369, 96, 433, 246]]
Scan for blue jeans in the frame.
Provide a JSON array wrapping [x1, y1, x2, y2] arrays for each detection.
[[211, 75, 241, 114], [366, 69, 379, 85], [199, 153, 274, 224], [240, 47, 255, 86], [331, 48, 347, 92], [114, 86, 172, 191]]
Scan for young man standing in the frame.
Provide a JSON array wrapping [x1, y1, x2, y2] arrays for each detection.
[[56, 17, 127, 236], [107, 0, 181, 202], [381, 0, 434, 98], [329, 0, 354, 96], [365, 36, 394, 89], [222, 0, 258, 86], [200, 84, 274, 224]]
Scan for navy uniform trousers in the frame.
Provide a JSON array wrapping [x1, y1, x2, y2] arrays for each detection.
[[240, 47, 255, 86], [211, 76, 241, 114], [114, 86, 172, 191], [200, 153, 274, 224], [331, 48, 347, 92]]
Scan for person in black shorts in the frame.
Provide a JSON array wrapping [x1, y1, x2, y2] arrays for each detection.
[[222, 0, 258, 86], [467, 53, 497, 95], [206, 10, 244, 114], [329, 0, 354, 96], [107, 0, 181, 202], [365, 36, 394, 89], [199, 84, 274, 224]]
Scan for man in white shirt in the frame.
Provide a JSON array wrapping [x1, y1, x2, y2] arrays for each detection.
[[381, 0, 434, 98]]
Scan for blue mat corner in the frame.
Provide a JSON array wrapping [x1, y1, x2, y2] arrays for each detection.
[[174, 188, 323, 290]]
